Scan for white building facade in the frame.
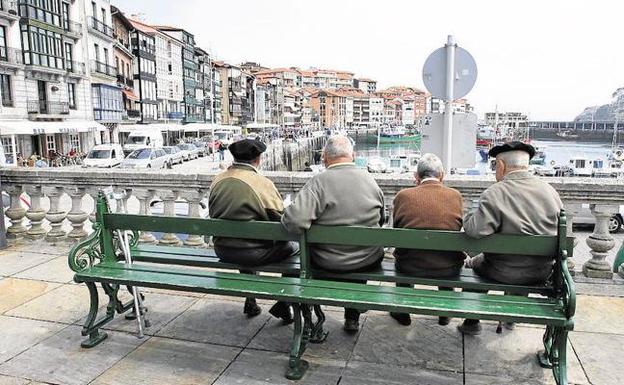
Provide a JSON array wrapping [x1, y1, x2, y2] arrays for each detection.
[[0, 0, 105, 165], [154, 31, 183, 122]]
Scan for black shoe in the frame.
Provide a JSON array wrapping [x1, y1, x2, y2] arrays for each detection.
[[390, 312, 411, 326], [125, 307, 148, 320], [269, 302, 294, 325], [344, 318, 359, 334], [438, 316, 451, 326], [457, 319, 482, 335], [243, 298, 262, 317]]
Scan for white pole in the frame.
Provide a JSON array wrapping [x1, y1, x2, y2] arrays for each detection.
[[443, 35, 456, 170]]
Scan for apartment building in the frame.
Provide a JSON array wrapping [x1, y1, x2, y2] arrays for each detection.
[[195, 47, 212, 122], [211, 65, 221, 124], [484, 111, 528, 130], [215, 61, 242, 125], [240, 70, 255, 126], [354, 78, 377, 93], [111, 6, 139, 137], [310, 88, 354, 128], [87, 0, 123, 135], [0, 0, 105, 164], [153, 26, 183, 122], [128, 19, 157, 123], [154, 26, 201, 123]]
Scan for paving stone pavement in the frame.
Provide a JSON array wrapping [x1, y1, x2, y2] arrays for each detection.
[[0, 241, 623, 385]]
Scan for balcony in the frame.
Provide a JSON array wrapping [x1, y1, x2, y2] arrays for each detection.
[[63, 21, 82, 38], [91, 60, 117, 77], [0, 47, 22, 66], [122, 109, 141, 121], [116, 74, 134, 87], [66, 60, 86, 76], [26, 100, 69, 115], [130, 39, 156, 56], [88, 16, 113, 39], [0, 0, 18, 21]]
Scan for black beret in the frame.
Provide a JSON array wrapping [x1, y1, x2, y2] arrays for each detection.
[[228, 138, 267, 161], [488, 141, 536, 159]]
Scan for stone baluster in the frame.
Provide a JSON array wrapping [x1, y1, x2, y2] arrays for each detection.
[[24, 185, 47, 239], [582, 204, 617, 279], [158, 190, 181, 246], [86, 187, 100, 225], [181, 190, 206, 247], [135, 188, 157, 244], [66, 187, 88, 240], [564, 203, 581, 275], [44, 186, 67, 242], [3, 185, 27, 239], [112, 187, 132, 213]]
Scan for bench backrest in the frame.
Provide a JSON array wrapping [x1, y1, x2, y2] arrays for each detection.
[[93, 194, 570, 295]]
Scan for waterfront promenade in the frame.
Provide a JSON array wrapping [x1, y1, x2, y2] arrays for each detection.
[[0, 231, 622, 385]]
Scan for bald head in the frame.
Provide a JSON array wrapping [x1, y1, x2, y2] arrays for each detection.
[[322, 135, 354, 166]]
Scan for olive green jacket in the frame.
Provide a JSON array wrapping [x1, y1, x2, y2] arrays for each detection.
[[209, 163, 284, 249]]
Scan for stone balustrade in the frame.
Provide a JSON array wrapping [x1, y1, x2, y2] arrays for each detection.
[[2, 167, 624, 280]]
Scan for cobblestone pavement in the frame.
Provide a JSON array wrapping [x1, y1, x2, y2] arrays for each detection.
[[0, 239, 623, 385]]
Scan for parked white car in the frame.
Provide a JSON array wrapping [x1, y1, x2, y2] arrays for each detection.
[[120, 148, 168, 169], [162, 146, 184, 166], [573, 204, 624, 233], [177, 143, 200, 160], [82, 144, 125, 168]]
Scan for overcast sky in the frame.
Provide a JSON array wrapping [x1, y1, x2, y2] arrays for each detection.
[[114, 0, 623, 121]]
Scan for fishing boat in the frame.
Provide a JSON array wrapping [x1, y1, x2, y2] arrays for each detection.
[[530, 146, 547, 165], [366, 126, 421, 144], [556, 130, 579, 140]]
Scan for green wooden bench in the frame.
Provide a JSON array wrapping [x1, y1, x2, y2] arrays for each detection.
[[68, 194, 575, 384]]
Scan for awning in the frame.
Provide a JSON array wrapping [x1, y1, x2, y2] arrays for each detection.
[[118, 124, 184, 133], [0, 120, 107, 136], [122, 89, 139, 101], [182, 123, 220, 133]]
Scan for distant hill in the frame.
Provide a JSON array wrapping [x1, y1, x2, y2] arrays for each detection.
[[575, 87, 624, 122]]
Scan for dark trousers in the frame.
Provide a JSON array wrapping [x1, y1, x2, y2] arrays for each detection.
[[312, 256, 384, 321], [215, 241, 299, 305], [394, 263, 461, 308]]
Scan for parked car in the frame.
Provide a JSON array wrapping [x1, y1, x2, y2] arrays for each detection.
[[192, 141, 209, 157], [532, 166, 556, 177], [82, 144, 125, 168], [177, 143, 200, 160], [120, 148, 168, 169], [162, 146, 184, 166], [573, 204, 624, 233]]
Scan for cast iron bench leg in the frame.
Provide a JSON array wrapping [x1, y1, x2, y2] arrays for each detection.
[[80, 282, 109, 348], [310, 305, 329, 343], [537, 326, 568, 385], [285, 303, 310, 380]]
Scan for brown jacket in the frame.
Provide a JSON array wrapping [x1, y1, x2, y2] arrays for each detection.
[[393, 180, 466, 275]]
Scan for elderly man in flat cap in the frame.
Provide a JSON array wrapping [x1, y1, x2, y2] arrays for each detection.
[[209, 138, 298, 322], [458, 141, 564, 335]]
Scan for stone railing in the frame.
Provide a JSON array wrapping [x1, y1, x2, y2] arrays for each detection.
[[2, 167, 624, 280]]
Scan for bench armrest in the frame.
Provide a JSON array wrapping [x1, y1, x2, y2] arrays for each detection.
[[559, 249, 576, 321], [68, 222, 105, 273]]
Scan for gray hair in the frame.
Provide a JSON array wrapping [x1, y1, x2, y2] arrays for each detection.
[[323, 135, 353, 160], [498, 150, 530, 169], [417, 153, 445, 179]]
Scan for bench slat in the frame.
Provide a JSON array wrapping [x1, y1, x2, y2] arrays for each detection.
[[75, 263, 567, 326], [104, 214, 297, 242], [306, 226, 558, 256], [132, 245, 552, 295]]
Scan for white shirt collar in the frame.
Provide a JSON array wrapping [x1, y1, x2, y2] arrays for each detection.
[[232, 162, 259, 173], [420, 177, 440, 183]]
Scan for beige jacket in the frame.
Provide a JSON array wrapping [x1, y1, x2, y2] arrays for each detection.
[[464, 170, 564, 283]]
